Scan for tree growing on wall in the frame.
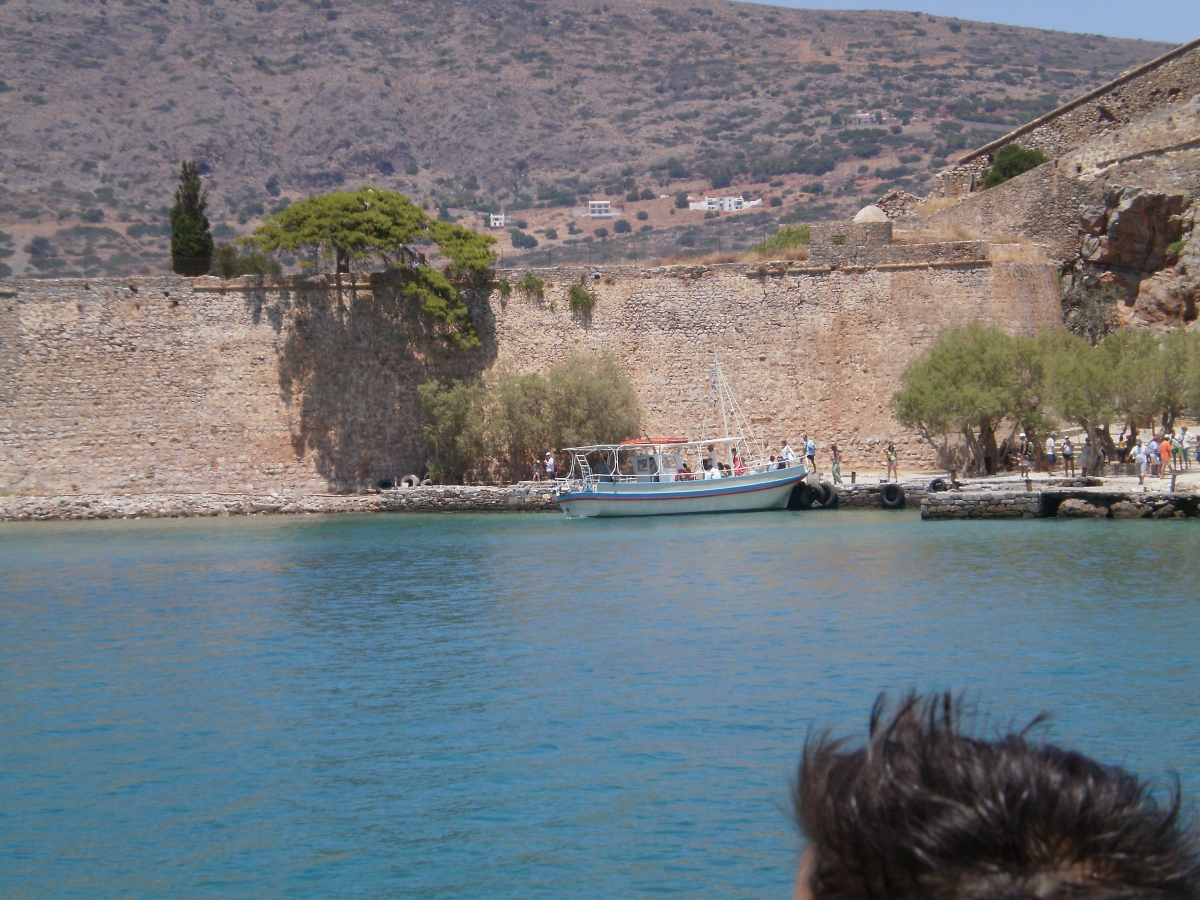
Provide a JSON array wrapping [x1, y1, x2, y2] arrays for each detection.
[[249, 187, 496, 348], [170, 160, 213, 276]]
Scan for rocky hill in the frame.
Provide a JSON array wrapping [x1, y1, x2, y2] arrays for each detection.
[[0, 0, 1172, 276]]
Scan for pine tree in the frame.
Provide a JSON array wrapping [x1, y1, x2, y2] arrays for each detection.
[[170, 160, 213, 276]]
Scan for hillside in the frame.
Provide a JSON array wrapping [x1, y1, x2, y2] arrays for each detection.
[[0, 0, 1173, 276]]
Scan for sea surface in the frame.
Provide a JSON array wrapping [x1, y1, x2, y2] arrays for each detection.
[[1, 510, 1198, 899]]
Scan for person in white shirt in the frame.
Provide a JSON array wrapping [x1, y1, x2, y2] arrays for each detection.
[[704, 459, 722, 480], [1132, 439, 1148, 486], [1183, 427, 1195, 471], [544, 452, 556, 480], [782, 441, 797, 467], [1045, 433, 1057, 474]]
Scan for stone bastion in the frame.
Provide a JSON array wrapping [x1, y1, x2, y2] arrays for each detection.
[[0, 242, 1061, 496]]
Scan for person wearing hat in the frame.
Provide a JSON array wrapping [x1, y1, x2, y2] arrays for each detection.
[[544, 451, 556, 480]]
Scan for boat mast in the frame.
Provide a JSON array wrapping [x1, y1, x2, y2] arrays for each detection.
[[714, 348, 730, 442]]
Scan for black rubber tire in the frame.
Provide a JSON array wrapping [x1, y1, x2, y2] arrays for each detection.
[[810, 482, 831, 508], [787, 483, 815, 510], [400, 474, 420, 489], [881, 483, 905, 509], [822, 483, 839, 509], [420, 478, 433, 487], [929, 477, 949, 493]]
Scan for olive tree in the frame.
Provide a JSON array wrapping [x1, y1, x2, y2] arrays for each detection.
[[892, 321, 1048, 473], [417, 353, 642, 483]]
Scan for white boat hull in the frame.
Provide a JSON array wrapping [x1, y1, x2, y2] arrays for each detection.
[[557, 467, 808, 518]]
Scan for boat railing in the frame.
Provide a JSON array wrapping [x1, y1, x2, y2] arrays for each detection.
[[557, 459, 806, 491]]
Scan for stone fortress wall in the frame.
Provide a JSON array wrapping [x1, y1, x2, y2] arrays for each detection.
[[1, 243, 1061, 495], [929, 36, 1200, 199]]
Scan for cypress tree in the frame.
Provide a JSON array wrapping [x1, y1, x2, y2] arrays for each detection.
[[170, 160, 213, 276]]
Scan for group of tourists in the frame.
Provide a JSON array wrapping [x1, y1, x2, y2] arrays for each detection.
[[1013, 426, 1197, 483], [1121, 428, 1195, 484], [536, 437, 906, 484]]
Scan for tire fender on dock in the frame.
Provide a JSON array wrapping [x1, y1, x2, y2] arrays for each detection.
[[881, 484, 905, 509]]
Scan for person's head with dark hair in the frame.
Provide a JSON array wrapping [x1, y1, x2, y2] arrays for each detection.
[[793, 692, 1200, 900]]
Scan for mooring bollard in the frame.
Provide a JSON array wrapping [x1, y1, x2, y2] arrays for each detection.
[[850, 471, 857, 484]]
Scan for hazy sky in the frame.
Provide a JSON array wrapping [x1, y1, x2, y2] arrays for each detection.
[[743, 0, 1199, 44]]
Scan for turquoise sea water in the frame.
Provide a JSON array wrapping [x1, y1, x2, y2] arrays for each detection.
[[1, 510, 1198, 899]]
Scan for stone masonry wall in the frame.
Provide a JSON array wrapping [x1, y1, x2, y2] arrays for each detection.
[[0, 255, 1062, 496], [930, 37, 1200, 199]]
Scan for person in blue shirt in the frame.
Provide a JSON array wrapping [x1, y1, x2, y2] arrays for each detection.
[[804, 435, 817, 472]]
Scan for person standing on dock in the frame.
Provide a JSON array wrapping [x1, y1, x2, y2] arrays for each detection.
[[1147, 435, 1160, 478], [1045, 432, 1057, 474], [544, 451, 556, 481], [1184, 427, 1194, 471], [1060, 436, 1075, 478], [1133, 438, 1148, 486], [885, 443, 898, 483], [804, 435, 817, 473], [830, 443, 843, 484]]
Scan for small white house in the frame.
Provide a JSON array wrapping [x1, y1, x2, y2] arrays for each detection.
[[489, 213, 513, 228], [587, 200, 620, 218], [849, 110, 876, 126], [687, 196, 764, 212]]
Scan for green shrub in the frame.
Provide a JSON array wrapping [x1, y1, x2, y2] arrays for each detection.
[[980, 143, 1049, 189], [613, 218, 632, 233], [417, 378, 489, 484], [211, 243, 283, 278], [495, 277, 512, 306], [1167, 239, 1187, 257], [510, 228, 538, 249], [752, 224, 811, 255], [516, 271, 544, 301], [418, 354, 641, 482], [635, 210, 649, 221], [568, 283, 597, 316]]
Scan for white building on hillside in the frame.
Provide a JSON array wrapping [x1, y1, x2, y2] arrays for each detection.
[[849, 110, 877, 125], [489, 213, 513, 228], [587, 200, 621, 218], [688, 196, 764, 212]]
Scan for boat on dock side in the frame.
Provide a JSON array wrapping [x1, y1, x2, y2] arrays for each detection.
[[554, 354, 808, 518]]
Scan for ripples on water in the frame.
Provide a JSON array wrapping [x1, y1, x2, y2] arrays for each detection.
[[1, 511, 1198, 899]]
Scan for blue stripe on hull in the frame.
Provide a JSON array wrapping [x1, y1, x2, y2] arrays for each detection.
[[557, 470, 807, 518]]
